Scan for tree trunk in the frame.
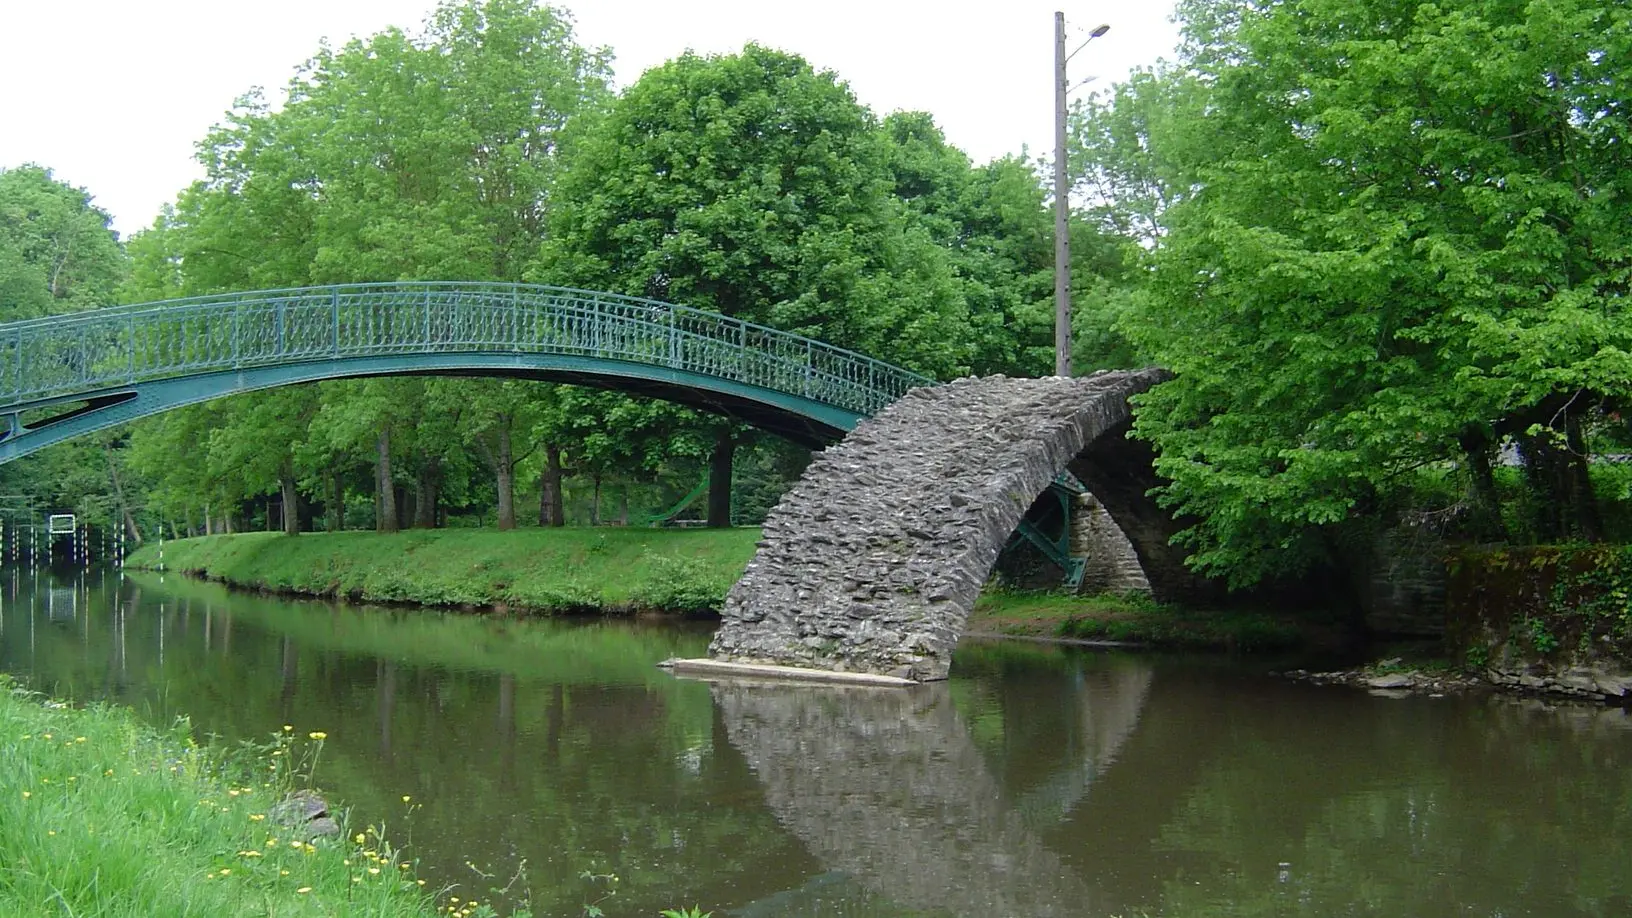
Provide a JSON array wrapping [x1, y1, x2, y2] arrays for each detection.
[[1565, 412, 1604, 541], [204, 504, 214, 536], [1459, 431, 1509, 542], [280, 476, 301, 536], [377, 427, 398, 534], [708, 428, 734, 528], [414, 459, 441, 529], [103, 442, 142, 545], [329, 474, 344, 532], [1517, 418, 1602, 543], [591, 473, 602, 526], [495, 425, 516, 531], [539, 445, 565, 527]]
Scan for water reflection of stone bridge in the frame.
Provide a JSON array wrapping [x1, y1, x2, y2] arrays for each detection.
[[709, 653, 1154, 917]]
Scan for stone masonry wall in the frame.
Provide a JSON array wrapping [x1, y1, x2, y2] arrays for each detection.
[[709, 369, 1168, 680], [1072, 492, 1151, 594]]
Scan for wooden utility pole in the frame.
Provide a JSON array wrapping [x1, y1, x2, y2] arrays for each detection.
[[1054, 11, 1072, 378], [1055, 14, 1110, 378]]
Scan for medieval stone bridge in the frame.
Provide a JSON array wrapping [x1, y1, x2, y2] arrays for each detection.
[[709, 369, 1207, 681]]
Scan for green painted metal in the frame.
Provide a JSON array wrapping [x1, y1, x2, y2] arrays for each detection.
[[1006, 474, 1090, 588], [0, 282, 933, 463]]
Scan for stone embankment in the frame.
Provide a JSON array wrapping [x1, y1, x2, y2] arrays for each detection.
[[1280, 660, 1632, 703], [1277, 664, 1484, 697]]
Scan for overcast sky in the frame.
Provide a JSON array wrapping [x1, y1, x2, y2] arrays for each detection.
[[0, 0, 1180, 237]]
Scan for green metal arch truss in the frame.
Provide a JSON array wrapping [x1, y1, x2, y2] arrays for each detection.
[[0, 282, 934, 464]]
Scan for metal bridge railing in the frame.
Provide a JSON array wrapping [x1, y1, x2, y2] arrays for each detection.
[[0, 282, 933, 416]]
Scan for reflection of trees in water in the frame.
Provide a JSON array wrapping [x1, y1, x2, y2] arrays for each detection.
[[1080, 675, 1632, 918], [713, 657, 1154, 917]]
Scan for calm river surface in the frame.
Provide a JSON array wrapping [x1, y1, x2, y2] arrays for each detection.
[[3, 568, 1631, 917]]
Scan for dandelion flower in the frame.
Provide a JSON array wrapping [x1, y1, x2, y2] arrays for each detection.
[[308, 731, 327, 740], [295, 887, 311, 894]]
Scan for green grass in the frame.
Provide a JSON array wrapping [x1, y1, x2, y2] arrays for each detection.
[[971, 589, 1307, 652], [0, 677, 440, 917], [127, 528, 762, 615]]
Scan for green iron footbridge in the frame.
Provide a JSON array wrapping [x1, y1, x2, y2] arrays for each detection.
[[0, 282, 933, 463], [0, 281, 1087, 582]]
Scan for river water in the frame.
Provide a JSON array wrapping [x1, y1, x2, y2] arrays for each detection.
[[2, 568, 1630, 917]]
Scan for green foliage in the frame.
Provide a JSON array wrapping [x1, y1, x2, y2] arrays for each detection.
[[630, 553, 737, 616], [1447, 545, 1632, 665], [0, 164, 126, 319], [1076, 0, 1632, 586], [541, 44, 971, 378]]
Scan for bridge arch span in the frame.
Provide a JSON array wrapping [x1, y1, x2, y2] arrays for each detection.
[[709, 369, 1201, 681], [0, 283, 930, 462]]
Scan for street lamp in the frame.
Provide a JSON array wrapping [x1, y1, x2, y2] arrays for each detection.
[[1054, 14, 1110, 378]]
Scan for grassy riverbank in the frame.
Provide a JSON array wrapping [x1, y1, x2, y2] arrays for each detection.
[[127, 528, 761, 615], [0, 678, 438, 917], [969, 590, 1312, 651], [131, 530, 1319, 653]]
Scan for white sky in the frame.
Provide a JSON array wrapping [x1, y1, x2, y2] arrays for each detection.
[[0, 0, 1180, 238]]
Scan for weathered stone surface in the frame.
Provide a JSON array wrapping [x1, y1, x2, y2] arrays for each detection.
[[710, 369, 1172, 680], [1071, 492, 1150, 594], [268, 789, 340, 838]]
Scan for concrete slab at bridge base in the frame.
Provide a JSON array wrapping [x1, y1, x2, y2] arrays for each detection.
[[659, 658, 917, 687]]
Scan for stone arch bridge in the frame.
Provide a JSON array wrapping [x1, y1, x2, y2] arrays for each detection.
[[710, 369, 1205, 681], [0, 284, 1198, 680]]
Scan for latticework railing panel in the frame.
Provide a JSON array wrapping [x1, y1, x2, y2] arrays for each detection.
[[0, 283, 931, 418]]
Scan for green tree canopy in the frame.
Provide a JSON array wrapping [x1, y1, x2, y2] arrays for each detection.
[[0, 165, 126, 319], [539, 44, 971, 377], [1083, 0, 1632, 585]]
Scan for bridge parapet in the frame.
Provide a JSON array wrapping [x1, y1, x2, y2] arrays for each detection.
[[709, 368, 1172, 681]]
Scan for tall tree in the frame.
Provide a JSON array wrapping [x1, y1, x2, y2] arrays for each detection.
[[541, 44, 970, 375], [1086, 0, 1632, 585], [541, 46, 972, 519], [0, 165, 126, 319]]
